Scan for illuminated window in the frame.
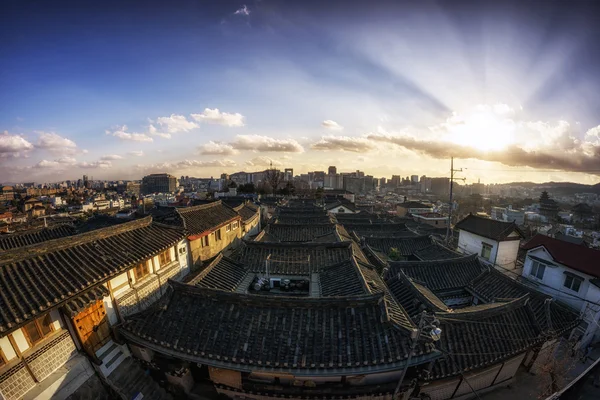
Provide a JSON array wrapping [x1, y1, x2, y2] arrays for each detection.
[[226, 224, 231, 232], [23, 313, 54, 346], [158, 249, 171, 265], [133, 262, 149, 281]]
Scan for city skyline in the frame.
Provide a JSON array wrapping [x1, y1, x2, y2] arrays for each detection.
[[2, 0, 600, 185]]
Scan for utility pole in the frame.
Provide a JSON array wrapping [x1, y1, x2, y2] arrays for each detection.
[[445, 157, 465, 244]]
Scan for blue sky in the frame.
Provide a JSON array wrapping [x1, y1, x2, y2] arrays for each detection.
[[2, 0, 600, 184]]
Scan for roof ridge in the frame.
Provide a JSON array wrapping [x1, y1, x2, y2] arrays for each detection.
[[176, 200, 223, 213], [436, 294, 531, 320], [0, 216, 154, 265], [168, 279, 384, 307]]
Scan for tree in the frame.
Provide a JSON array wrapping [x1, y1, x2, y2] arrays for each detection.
[[315, 187, 324, 199], [264, 168, 284, 192], [388, 248, 401, 261], [238, 183, 256, 194], [228, 181, 238, 188]]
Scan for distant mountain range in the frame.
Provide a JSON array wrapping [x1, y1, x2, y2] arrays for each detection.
[[497, 181, 600, 195]]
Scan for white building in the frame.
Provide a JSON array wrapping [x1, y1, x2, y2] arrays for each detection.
[[455, 214, 525, 273], [522, 234, 600, 348]]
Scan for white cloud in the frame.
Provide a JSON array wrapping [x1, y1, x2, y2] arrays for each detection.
[[154, 114, 199, 134], [232, 135, 304, 152], [321, 120, 343, 131], [100, 154, 123, 160], [311, 135, 376, 152], [191, 108, 245, 127], [136, 159, 237, 174], [78, 160, 112, 169], [148, 124, 172, 139], [106, 126, 153, 142], [35, 132, 79, 155], [234, 5, 250, 16], [0, 131, 34, 158], [128, 150, 144, 156], [246, 156, 283, 167], [198, 141, 239, 155]]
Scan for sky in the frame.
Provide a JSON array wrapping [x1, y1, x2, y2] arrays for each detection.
[[2, 0, 600, 185]]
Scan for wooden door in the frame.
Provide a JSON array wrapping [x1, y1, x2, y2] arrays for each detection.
[[73, 300, 111, 357]]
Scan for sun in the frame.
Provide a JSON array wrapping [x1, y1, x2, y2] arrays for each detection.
[[443, 106, 516, 152]]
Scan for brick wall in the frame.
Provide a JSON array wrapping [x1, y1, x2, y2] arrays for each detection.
[[115, 287, 140, 318], [135, 275, 161, 310], [0, 362, 36, 400], [25, 330, 77, 381], [157, 261, 182, 291]]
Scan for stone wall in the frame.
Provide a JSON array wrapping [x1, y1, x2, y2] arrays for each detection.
[[0, 361, 36, 400], [215, 385, 394, 400], [26, 330, 77, 381]]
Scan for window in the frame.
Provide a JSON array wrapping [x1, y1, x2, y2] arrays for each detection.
[[232, 221, 239, 229], [158, 249, 171, 266], [23, 313, 54, 346], [133, 261, 149, 281], [179, 247, 186, 255], [202, 236, 209, 247], [564, 275, 583, 292], [481, 243, 493, 260], [0, 348, 6, 367], [530, 260, 546, 280], [226, 224, 231, 232], [216, 229, 222, 241]]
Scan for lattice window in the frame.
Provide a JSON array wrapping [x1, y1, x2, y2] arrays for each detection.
[[23, 313, 54, 346]]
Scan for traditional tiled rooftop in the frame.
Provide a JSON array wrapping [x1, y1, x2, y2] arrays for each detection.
[[0, 224, 76, 250], [455, 214, 524, 241], [174, 201, 241, 236], [0, 217, 185, 334]]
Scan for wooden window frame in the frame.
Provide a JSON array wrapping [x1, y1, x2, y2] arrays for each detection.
[[216, 229, 222, 241], [232, 221, 239, 229], [158, 249, 171, 266], [22, 313, 55, 347], [226, 223, 231, 232], [133, 261, 150, 281], [202, 235, 209, 247], [0, 347, 7, 367]]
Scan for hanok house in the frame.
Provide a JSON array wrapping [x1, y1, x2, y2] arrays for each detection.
[[454, 213, 525, 273], [231, 201, 261, 238], [118, 244, 440, 399], [0, 216, 188, 399], [521, 234, 600, 349], [384, 255, 579, 399], [154, 201, 243, 267]]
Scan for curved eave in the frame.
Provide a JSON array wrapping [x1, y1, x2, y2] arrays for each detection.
[[119, 328, 441, 376]]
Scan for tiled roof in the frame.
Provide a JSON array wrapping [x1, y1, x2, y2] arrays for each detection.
[[0, 224, 76, 250], [467, 268, 580, 334], [363, 235, 434, 256], [342, 222, 414, 238], [262, 223, 338, 242], [190, 254, 248, 292], [324, 200, 357, 212], [0, 217, 185, 334], [384, 260, 579, 380], [176, 201, 241, 236], [455, 214, 524, 241], [319, 260, 368, 297], [431, 296, 545, 379], [63, 286, 110, 317], [119, 281, 431, 373], [232, 241, 355, 273], [522, 234, 600, 278], [386, 255, 485, 292], [398, 201, 432, 209], [234, 203, 260, 223], [272, 215, 334, 224], [414, 243, 463, 261]]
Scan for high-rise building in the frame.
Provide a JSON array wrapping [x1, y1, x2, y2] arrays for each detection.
[[141, 173, 178, 194], [390, 175, 401, 187], [430, 177, 450, 196], [284, 168, 294, 181], [328, 166, 337, 175], [411, 175, 419, 184]]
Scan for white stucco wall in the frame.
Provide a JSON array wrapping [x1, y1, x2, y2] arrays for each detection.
[[496, 239, 521, 270], [458, 230, 499, 263]]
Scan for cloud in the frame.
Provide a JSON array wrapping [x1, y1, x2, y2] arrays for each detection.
[[321, 120, 343, 131], [136, 159, 237, 174], [0, 131, 34, 158], [191, 108, 245, 127], [148, 124, 172, 139], [35, 132, 79, 155], [78, 160, 112, 169], [128, 150, 144, 156], [198, 141, 239, 155], [106, 125, 153, 142], [153, 114, 199, 135], [311, 135, 376, 152], [246, 156, 283, 167], [234, 5, 250, 16], [367, 130, 600, 173], [231, 135, 304, 152], [100, 154, 123, 160]]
